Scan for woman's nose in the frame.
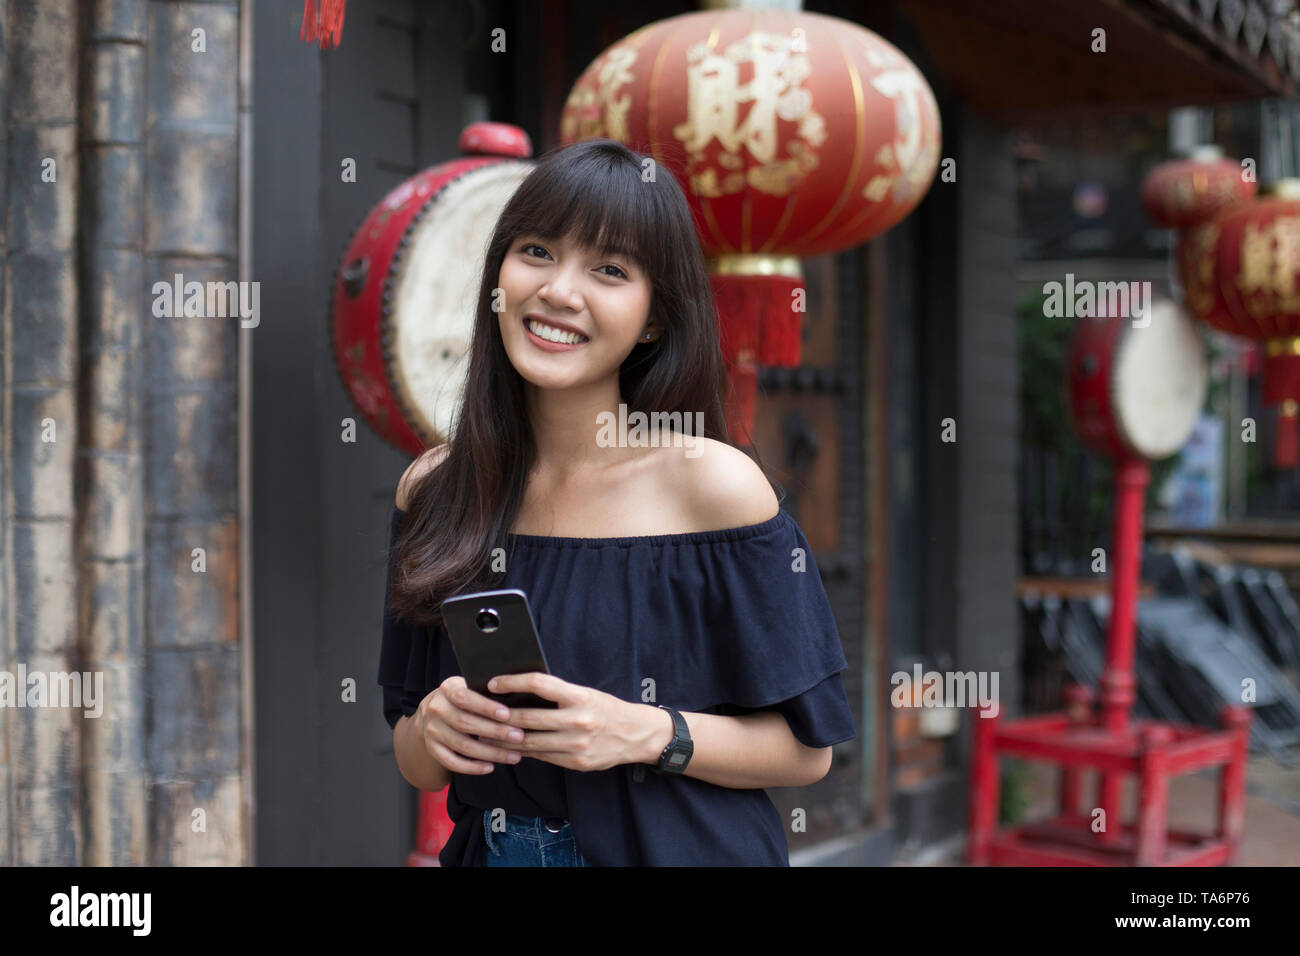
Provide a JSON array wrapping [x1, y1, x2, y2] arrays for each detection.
[[538, 279, 581, 311]]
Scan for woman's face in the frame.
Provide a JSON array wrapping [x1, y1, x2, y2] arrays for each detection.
[[497, 232, 657, 391]]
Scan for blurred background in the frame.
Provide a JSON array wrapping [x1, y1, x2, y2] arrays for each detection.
[[2, 0, 1300, 866]]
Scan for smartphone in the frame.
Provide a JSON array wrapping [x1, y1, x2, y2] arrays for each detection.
[[439, 588, 557, 710]]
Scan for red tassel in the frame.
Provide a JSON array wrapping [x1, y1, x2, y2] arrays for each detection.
[[709, 273, 804, 367], [300, 0, 346, 49]]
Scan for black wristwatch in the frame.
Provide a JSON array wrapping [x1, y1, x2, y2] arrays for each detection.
[[651, 705, 693, 774]]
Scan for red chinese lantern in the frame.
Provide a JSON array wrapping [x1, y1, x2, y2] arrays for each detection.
[[1174, 179, 1300, 468], [1147, 146, 1256, 335], [559, 9, 940, 440], [1141, 145, 1256, 230]]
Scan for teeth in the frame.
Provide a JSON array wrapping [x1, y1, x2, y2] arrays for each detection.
[[527, 318, 587, 345]]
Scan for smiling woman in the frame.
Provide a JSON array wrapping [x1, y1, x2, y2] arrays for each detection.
[[498, 225, 657, 387], [377, 139, 856, 867], [386, 138, 728, 628]]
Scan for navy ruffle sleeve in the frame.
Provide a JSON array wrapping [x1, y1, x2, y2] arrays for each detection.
[[377, 506, 435, 732], [378, 503, 857, 866]]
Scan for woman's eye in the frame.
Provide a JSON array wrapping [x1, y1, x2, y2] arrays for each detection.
[[521, 243, 626, 279]]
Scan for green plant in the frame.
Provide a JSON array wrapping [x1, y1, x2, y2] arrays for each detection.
[[999, 759, 1033, 826]]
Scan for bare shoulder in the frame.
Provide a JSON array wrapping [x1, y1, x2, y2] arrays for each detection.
[[670, 436, 779, 531], [395, 443, 450, 511]]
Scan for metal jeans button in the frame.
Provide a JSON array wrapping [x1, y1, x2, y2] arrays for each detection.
[[543, 817, 564, 833]]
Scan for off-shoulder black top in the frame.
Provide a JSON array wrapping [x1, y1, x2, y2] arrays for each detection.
[[377, 503, 856, 866]]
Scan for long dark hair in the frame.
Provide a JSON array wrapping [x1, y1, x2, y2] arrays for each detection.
[[389, 138, 777, 627]]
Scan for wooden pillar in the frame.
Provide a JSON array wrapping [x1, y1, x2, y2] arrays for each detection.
[[1134, 724, 1173, 866], [1217, 705, 1252, 858], [967, 704, 999, 864], [1059, 683, 1093, 818]]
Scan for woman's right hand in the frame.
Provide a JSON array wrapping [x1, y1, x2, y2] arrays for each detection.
[[415, 676, 525, 775]]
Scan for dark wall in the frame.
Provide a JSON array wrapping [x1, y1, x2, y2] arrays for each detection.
[[950, 102, 1021, 747], [865, 6, 1022, 849], [252, 0, 476, 865], [250, 0, 325, 865]]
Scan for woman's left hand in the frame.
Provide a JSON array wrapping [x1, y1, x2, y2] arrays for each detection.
[[486, 672, 648, 772]]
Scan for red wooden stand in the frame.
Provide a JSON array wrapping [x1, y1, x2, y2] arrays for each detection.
[[968, 689, 1252, 866], [967, 457, 1254, 866], [405, 789, 454, 866]]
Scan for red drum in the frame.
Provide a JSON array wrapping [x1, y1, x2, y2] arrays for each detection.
[[331, 122, 533, 458], [1067, 297, 1206, 462]]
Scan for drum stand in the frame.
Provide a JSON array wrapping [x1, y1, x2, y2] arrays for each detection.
[[967, 456, 1253, 866], [406, 790, 454, 866]]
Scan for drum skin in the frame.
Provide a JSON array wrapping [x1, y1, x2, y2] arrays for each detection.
[[1067, 299, 1206, 462]]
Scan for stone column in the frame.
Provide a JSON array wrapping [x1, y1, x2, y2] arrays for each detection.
[[1, 0, 246, 866], [2, 0, 82, 866], [142, 0, 243, 866], [79, 0, 149, 866]]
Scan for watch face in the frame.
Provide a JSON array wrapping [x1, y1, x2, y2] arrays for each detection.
[[667, 752, 688, 769]]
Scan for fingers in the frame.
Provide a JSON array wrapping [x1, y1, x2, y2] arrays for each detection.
[[428, 728, 521, 775], [429, 737, 504, 775], [439, 682, 523, 744], [487, 672, 569, 707], [446, 677, 514, 722], [426, 680, 523, 774]]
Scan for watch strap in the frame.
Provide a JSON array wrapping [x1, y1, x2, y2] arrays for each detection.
[[652, 704, 693, 774]]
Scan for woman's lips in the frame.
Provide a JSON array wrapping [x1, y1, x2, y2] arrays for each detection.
[[523, 316, 588, 352]]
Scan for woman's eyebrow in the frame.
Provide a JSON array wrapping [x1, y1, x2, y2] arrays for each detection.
[[589, 238, 639, 266], [598, 248, 634, 267]]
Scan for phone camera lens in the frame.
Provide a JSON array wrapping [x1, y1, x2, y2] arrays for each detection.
[[475, 608, 500, 632]]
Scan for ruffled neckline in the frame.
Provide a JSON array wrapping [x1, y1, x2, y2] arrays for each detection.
[[505, 508, 788, 548], [393, 504, 789, 549]]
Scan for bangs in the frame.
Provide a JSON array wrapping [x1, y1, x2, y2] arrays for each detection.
[[512, 147, 665, 274]]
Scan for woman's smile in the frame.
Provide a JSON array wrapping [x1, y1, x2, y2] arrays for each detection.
[[523, 314, 590, 352]]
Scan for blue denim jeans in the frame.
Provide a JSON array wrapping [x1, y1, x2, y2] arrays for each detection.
[[482, 809, 592, 867]]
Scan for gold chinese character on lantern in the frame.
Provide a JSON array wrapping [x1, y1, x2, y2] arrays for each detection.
[[1237, 217, 1300, 317], [560, 46, 638, 143], [672, 32, 825, 198], [868, 59, 939, 203], [1274, 216, 1300, 313], [1238, 221, 1272, 300], [1184, 224, 1218, 317]]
